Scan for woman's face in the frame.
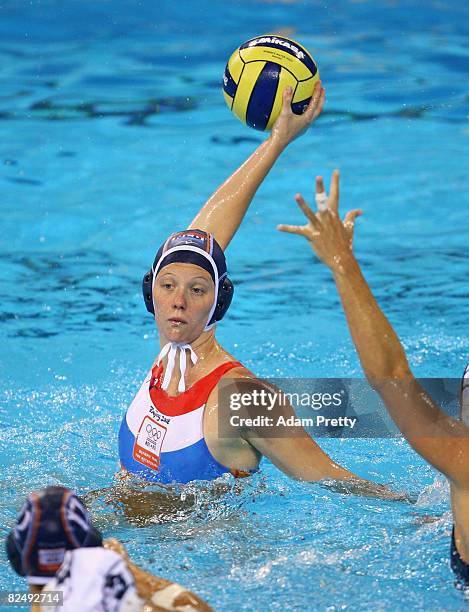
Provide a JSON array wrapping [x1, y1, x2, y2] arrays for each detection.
[[153, 262, 215, 344]]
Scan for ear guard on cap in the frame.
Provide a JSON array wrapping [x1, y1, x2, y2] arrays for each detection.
[[213, 275, 234, 325], [142, 270, 155, 314], [84, 526, 104, 548], [143, 270, 234, 327], [6, 530, 25, 577]]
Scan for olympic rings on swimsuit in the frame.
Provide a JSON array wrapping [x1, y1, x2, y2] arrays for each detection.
[[146, 424, 162, 439]]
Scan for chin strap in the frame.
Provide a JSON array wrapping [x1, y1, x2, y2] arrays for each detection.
[[156, 342, 198, 392]]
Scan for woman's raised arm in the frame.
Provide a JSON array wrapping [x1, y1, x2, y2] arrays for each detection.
[[188, 82, 325, 250]]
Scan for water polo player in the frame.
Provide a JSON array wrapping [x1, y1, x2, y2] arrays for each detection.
[[278, 169, 469, 589], [118, 84, 400, 498], [6, 486, 211, 610]]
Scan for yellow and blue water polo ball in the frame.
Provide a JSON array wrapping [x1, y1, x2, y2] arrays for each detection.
[[222, 35, 319, 131]]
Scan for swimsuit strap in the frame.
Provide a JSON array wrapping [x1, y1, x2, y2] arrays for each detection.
[[451, 525, 469, 587], [150, 360, 243, 417]]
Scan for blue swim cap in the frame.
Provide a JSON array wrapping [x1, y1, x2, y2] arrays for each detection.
[[6, 486, 102, 585], [142, 229, 234, 330]]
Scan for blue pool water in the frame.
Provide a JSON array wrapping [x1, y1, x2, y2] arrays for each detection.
[[1, 0, 468, 609]]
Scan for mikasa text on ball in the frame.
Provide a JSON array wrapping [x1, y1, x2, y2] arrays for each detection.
[[222, 35, 319, 131]]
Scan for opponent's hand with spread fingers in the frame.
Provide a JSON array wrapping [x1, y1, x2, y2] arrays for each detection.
[[277, 170, 362, 272]]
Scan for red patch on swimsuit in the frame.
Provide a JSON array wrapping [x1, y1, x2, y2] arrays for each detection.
[[132, 415, 167, 471]]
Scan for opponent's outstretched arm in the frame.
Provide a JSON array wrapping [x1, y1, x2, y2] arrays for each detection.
[[221, 375, 406, 500], [104, 539, 212, 611], [188, 82, 325, 250], [278, 171, 469, 488]]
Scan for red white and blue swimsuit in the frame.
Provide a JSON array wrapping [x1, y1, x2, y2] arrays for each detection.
[[119, 361, 242, 484]]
